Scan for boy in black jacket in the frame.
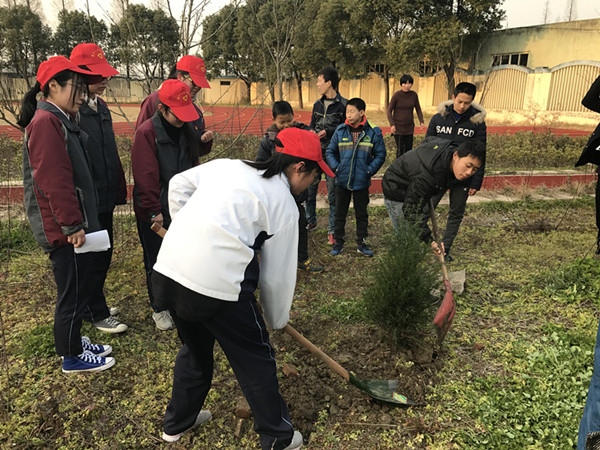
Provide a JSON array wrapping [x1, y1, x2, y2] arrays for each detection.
[[382, 137, 484, 244], [306, 66, 347, 245], [257, 101, 323, 273], [424, 82, 486, 261]]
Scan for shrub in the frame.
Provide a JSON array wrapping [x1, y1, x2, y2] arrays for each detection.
[[362, 222, 439, 343], [0, 134, 23, 180]]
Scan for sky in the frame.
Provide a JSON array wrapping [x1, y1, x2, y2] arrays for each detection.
[[48, 0, 600, 33]]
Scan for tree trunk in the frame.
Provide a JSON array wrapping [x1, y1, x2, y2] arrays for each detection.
[[295, 69, 303, 110], [277, 62, 283, 101], [444, 60, 456, 99], [244, 79, 251, 103], [269, 85, 275, 103], [383, 68, 390, 109]]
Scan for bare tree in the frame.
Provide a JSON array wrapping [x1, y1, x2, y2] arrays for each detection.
[[164, 0, 212, 54], [247, 0, 303, 101], [542, 0, 551, 24], [565, 0, 577, 22], [51, 0, 74, 12]]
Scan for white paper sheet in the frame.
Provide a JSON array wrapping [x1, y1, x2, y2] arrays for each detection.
[[73, 229, 111, 254]]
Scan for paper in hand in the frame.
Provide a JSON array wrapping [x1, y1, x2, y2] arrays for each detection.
[[73, 229, 111, 254]]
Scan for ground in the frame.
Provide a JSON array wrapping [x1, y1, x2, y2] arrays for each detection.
[[1, 194, 599, 448]]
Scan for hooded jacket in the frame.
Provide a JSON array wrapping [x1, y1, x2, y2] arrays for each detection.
[[309, 92, 348, 153], [326, 118, 387, 191], [23, 100, 101, 252], [78, 97, 127, 213], [426, 100, 487, 190], [382, 137, 458, 223]]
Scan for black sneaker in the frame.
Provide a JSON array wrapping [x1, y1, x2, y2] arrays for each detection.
[[330, 243, 343, 256], [357, 242, 373, 257], [297, 259, 324, 272]]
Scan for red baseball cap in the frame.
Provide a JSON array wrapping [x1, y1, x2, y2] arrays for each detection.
[[176, 55, 210, 88], [70, 43, 119, 78], [275, 128, 335, 177], [37, 55, 102, 87], [158, 79, 200, 122]]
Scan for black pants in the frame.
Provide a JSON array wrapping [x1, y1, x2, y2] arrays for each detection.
[[136, 218, 167, 312], [394, 134, 414, 159], [297, 201, 308, 263], [153, 273, 295, 450], [83, 211, 113, 322], [421, 184, 469, 252], [333, 186, 370, 246], [49, 245, 99, 356]]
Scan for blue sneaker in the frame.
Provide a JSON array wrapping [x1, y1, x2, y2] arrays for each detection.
[[81, 336, 112, 357], [330, 243, 343, 256], [62, 350, 115, 373], [357, 242, 373, 257]]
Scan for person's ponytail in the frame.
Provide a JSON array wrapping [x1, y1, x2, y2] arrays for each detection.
[[17, 82, 42, 128]]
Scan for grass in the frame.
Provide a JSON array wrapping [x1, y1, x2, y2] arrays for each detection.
[[1, 197, 600, 448]]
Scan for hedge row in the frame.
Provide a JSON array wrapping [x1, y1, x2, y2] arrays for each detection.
[[0, 131, 591, 183]]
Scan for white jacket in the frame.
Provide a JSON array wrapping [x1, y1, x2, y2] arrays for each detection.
[[154, 159, 299, 329]]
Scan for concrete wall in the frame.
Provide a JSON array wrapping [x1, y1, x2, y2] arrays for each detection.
[[475, 18, 600, 71]]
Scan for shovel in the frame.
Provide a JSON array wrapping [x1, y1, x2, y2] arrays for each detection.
[[429, 199, 456, 344], [283, 324, 416, 406], [150, 222, 417, 406]]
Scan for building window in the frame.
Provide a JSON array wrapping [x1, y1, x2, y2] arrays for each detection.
[[492, 53, 529, 67], [366, 64, 386, 75]]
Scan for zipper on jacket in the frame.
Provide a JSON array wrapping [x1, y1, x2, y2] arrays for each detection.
[[347, 129, 365, 190]]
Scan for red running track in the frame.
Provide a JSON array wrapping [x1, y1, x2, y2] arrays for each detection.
[[0, 105, 593, 139]]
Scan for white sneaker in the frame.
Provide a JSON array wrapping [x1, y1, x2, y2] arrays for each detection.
[[162, 410, 212, 442], [283, 431, 303, 450], [152, 310, 175, 331], [109, 306, 120, 316], [92, 316, 128, 334]]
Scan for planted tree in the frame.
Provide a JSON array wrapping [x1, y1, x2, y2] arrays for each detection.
[[0, 5, 52, 129], [53, 9, 109, 56], [408, 0, 505, 97], [363, 222, 439, 343], [201, 3, 261, 102], [110, 4, 179, 95]]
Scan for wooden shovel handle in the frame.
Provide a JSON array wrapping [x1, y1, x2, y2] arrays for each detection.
[[150, 221, 167, 238], [149, 222, 351, 380], [283, 324, 350, 382], [429, 199, 450, 281]]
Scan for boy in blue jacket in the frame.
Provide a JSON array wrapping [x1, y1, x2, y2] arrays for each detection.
[[326, 98, 386, 257]]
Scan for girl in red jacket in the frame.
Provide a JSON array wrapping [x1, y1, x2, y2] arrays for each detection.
[[131, 79, 200, 331], [18, 56, 114, 373]]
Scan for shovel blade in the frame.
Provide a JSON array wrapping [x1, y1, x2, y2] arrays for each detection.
[[348, 373, 416, 406], [433, 280, 456, 344]]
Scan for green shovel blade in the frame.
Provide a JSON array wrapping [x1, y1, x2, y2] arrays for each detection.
[[348, 372, 417, 406]]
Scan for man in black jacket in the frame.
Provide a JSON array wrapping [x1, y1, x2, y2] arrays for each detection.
[[382, 137, 484, 243], [576, 74, 600, 450], [423, 82, 487, 261], [306, 66, 347, 245]]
